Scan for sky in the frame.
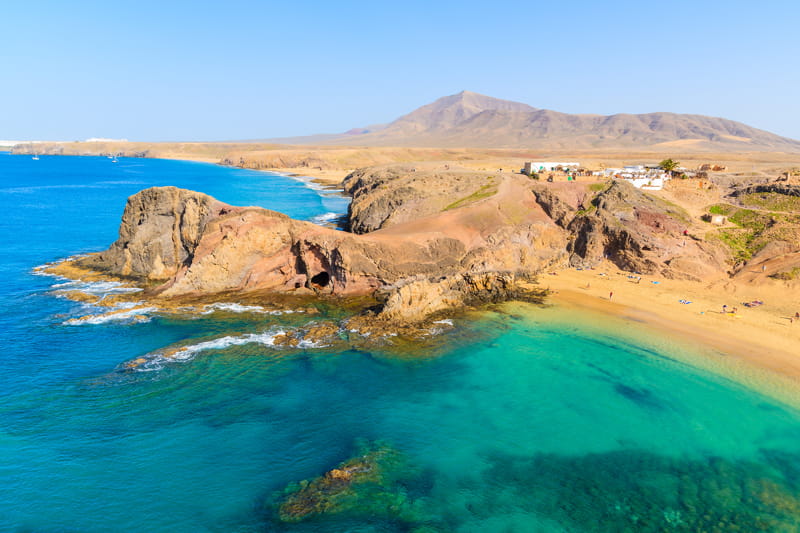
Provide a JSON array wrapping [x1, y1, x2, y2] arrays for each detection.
[[2, 0, 799, 141]]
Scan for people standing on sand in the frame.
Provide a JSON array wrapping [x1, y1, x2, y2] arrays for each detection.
[[722, 304, 728, 314], [732, 307, 738, 314], [762, 264, 766, 273], [609, 292, 613, 301]]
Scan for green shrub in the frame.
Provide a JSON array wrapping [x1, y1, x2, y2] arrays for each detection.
[[770, 267, 800, 280]]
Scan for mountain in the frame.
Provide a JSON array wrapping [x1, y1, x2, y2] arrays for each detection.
[[268, 91, 800, 152]]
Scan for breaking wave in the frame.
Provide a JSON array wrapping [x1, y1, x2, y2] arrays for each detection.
[[51, 279, 143, 296], [64, 306, 157, 325], [308, 212, 343, 226], [199, 303, 299, 315], [121, 327, 325, 371]]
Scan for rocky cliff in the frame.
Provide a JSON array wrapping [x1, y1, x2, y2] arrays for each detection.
[[74, 166, 730, 323], [77, 169, 568, 321], [85, 187, 224, 280], [342, 164, 501, 234], [566, 181, 727, 279]]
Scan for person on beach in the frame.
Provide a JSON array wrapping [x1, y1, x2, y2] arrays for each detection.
[[609, 292, 613, 301], [722, 304, 728, 314]]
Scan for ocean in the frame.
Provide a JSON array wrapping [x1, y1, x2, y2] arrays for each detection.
[[2, 153, 800, 532]]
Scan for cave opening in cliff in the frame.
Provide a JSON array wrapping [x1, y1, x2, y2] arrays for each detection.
[[310, 271, 330, 288]]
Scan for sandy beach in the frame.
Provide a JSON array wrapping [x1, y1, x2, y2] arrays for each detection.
[[538, 263, 800, 387]]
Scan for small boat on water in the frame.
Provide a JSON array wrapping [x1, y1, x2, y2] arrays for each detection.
[[32, 155, 39, 160]]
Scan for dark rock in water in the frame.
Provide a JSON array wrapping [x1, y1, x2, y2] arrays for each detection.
[[483, 448, 800, 532], [273, 442, 428, 525], [613, 383, 665, 411]]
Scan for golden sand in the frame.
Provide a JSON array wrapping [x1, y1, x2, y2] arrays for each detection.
[[536, 263, 800, 393]]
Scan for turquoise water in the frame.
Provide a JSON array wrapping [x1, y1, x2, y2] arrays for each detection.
[[2, 153, 800, 532]]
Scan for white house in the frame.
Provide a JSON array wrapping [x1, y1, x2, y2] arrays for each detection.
[[524, 161, 580, 173]]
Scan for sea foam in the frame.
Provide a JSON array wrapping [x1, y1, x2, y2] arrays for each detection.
[[64, 306, 157, 325], [199, 303, 299, 315]]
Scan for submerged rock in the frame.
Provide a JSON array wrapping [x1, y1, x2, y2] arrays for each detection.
[[274, 442, 425, 524]]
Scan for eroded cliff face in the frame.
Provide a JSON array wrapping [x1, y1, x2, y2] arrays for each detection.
[[84, 187, 224, 280], [78, 170, 567, 321], [566, 181, 727, 280], [77, 166, 729, 323], [343, 164, 501, 234]]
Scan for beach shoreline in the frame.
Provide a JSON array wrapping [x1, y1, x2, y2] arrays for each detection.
[[14, 152, 800, 395], [531, 263, 800, 399]]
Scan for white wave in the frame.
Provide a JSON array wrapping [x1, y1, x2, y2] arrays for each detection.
[[32, 257, 81, 276], [432, 319, 454, 326], [200, 302, 299, 315], [285, 174, 328, 192], [167, 331, 285, 360], [51, 279, 142, 295], [124, 329, 286, 371], [309, 212, 342, 225], [64, 306, 157, 325], [123, 326, 330, 371]]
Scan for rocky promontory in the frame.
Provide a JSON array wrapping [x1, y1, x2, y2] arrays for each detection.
[[73, 168, 564, 322], [65, 165, 731, 323]]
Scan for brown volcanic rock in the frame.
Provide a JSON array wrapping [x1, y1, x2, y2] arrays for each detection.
[[79, 166, 732, 321], [79, 170, 569, 320], [84, 186, 226, 280], [567, 181, 726, 279], [342, 164, 501, 234]]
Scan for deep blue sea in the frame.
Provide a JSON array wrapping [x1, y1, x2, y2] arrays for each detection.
[[2, 153, 800, 532]]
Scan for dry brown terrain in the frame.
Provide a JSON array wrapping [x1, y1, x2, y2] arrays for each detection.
[[13, 140, 800, 186]]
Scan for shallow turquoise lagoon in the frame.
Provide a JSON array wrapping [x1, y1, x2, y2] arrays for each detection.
[[2, 153, 800, 532]]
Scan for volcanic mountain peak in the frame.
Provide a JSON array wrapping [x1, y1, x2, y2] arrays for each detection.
[[263, 91, 800, 152]]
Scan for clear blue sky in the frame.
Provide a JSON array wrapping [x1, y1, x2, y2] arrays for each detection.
[[2, 0, 799, 141]]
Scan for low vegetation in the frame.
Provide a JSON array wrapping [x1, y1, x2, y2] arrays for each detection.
[[444, 180, 498, 210], [708, 204, 732, 215], [707, 202, 800, 264], [739, 192, 800, 212], [770, 267, 800, 281]]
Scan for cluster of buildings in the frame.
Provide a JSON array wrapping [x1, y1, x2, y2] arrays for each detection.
[[597, 165, 672, 191], [522, 162, 673, 191]]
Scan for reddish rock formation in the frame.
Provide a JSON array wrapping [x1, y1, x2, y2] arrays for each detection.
[[76, 167, 730, 321], [78, 170, 566, 321]]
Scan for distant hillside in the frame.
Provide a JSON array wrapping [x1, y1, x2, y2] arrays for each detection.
[[267, 91, 800, 152]]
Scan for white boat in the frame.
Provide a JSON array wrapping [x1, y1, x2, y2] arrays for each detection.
[[32, 155, 39, 160]]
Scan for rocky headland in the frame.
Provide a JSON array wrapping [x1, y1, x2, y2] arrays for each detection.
[[52, 163, 743, 330]]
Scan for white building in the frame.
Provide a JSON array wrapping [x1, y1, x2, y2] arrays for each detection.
[[524, 161, 580, 173]]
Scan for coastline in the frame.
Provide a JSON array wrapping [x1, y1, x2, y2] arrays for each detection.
[[530, 263, 800, 404], [12, 151, 800, 398]]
